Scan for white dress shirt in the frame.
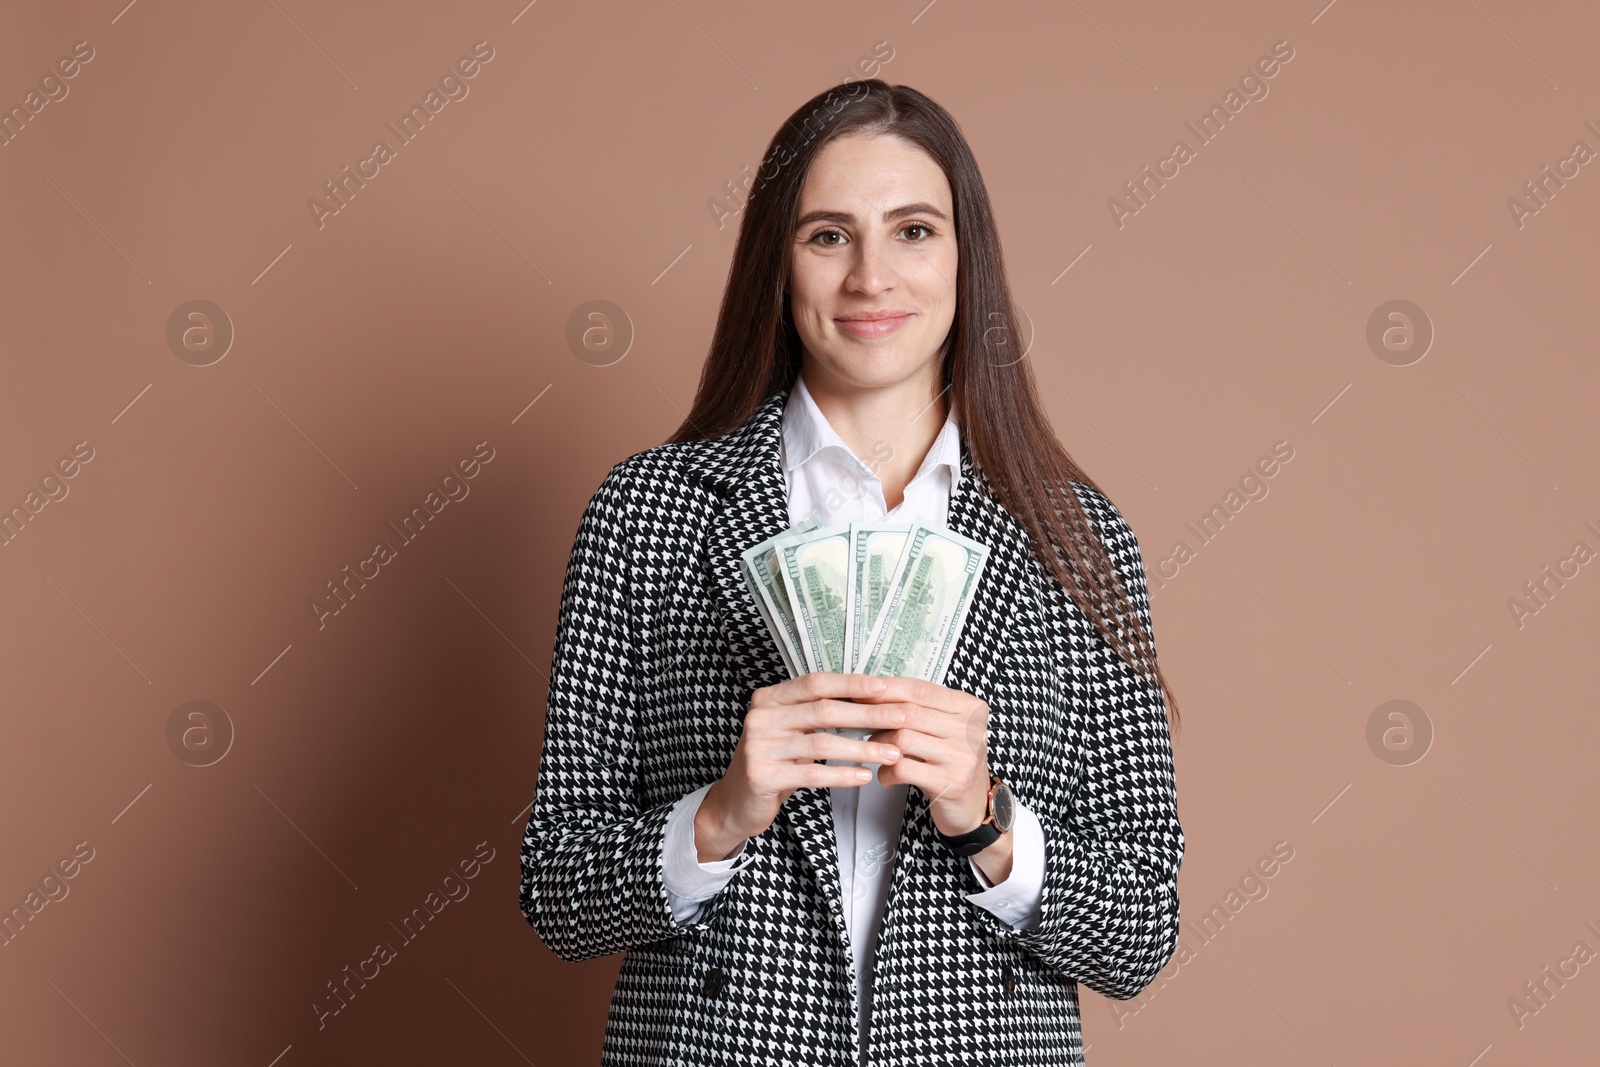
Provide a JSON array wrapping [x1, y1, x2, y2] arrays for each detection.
[[659, 373, 1045, 1058]]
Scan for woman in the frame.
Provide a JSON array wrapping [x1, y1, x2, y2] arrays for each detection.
[[521, 80, 1184, 1067]]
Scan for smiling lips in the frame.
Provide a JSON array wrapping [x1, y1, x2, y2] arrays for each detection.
[[836, 310, 914, 337]]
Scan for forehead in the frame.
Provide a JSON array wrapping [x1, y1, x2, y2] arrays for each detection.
[[797, 132, 952, 214]]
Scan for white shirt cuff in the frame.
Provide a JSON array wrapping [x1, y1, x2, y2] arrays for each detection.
[[661, 782, 756, 922], [964, 798, 1045, 932]]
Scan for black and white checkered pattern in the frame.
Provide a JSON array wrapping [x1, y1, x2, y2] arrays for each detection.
[[520, 384, 1184, 1066]]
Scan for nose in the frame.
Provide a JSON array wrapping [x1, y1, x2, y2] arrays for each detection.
[[845, 232, 893, 295]]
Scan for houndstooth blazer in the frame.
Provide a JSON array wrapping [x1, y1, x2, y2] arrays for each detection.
[[520, 384, 1184, 1066]]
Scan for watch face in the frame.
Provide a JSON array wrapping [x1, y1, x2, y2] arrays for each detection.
[[992, 779, 1016, 833]]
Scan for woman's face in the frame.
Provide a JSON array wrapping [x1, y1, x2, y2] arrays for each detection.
[[787, 132, 958, 397]]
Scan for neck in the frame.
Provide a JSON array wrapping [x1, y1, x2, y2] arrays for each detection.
[[799, 360, 949, 512]]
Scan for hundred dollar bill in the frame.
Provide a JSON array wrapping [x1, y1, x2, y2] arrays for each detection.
[[739, 518, 819, 677], [845, 522, 912, 676], [775, 523, 853, 676], [858, 521, 991, 685]]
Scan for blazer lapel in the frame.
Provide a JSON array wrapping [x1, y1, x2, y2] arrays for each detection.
[[871, 433, 1045, 916], [687, 387, 857, 955], [696, 392, 796, 697], [935, 433, 1041, 772]]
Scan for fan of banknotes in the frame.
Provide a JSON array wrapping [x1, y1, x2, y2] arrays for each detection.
[[739, 518, 991, 739]]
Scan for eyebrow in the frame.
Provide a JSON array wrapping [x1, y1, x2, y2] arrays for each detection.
[[794, 202, 950, 229]]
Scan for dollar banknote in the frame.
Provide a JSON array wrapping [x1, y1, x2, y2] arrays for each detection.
[[740, 515, 991, 745], [845, 522, 912, 675], [775, 523, 853, 675], [856, 522, 991, 686], [738, 518, 819, 677]]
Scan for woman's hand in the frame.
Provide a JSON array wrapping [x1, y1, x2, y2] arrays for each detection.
[[850, 676, 993, 841], [694, 673, 912, 862]]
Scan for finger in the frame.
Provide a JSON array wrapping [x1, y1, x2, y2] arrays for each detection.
[[755, 671, 895, 708], [858, 703, 963, 741], [770, 762, 877, 790], [775, 696, 909, 735], [772, 730, 903, 766], [869, 727, 952, 767], [847, 676, 983, 716], [875, 751, 938, 792]]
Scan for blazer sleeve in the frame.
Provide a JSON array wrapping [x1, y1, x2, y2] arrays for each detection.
[[519, 460, 720, 961], [962, 484, 1184, 999]]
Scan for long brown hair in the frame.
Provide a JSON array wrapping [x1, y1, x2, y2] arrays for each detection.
[[667, 80, 1180, 735]]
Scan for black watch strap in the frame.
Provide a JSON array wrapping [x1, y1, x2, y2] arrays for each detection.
[[936, 774, 1007, 857], [938, 819, 1003, 858]]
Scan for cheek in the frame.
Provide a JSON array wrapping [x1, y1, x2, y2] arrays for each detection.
[[788, 272, 829, 321], [792, 296, 827, 331], [788, 297, 837, 348], [907, 249, 958, 300], [935, 253, 960, 304]]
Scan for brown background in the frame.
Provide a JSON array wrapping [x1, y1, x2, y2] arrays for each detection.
[[2, 0, 1596, 1063]]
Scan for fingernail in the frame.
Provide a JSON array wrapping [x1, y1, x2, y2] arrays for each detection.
[[880, 746, 900, 761], [856, 768, 873, 781], [866, 677, 887, 693], [887, 708, 905, 724]]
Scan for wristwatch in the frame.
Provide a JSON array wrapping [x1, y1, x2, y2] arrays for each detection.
[[935, 773, 1015, 857]]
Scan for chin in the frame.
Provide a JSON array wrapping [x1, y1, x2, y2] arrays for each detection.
[[815, 349, 935, 389]]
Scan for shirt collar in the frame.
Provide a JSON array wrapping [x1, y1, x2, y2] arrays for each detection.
[[781, 372, 962, 495]]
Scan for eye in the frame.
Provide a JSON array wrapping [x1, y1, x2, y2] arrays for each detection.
[[805, 222, 938, 246]]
